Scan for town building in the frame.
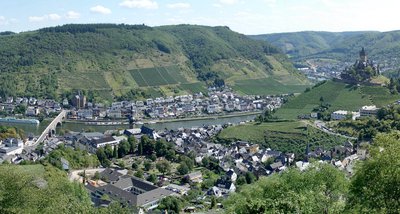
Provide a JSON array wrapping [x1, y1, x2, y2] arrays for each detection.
[[359, 105, 379, 117], [86, 169, 174, 211], [72, 92, 86, 109], [331, 110, 348, 120], [0, 138, 24, 156]]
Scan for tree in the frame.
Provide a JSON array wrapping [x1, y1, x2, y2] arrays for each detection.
[[165, 149, 176, 161], [156, 160, 171, 175], [134, 169, 144, 178], [104, 144, 113, 159], [180, 156, 194, 171], [117, 160, 125, 169], [177, 162, 189, 175], [118, 140, 130, 158], [149, 154, 157, 161], [347, 133, 400, 213], [245, 172, 256, 184], [210, 196, 217, 209], [96, 148, 107, 166], [202, 156, 210, 168], [112, 145, 118, 158], [131, 162, 138, 170], [139, 135, 155, 156], [155, 139, 168, 157], [93, 171, 100, 180], [157, 196, 183, 214], [138, 140, 143, 155], [224, 163, 348, 214], [144, 160, 153, 171], [236, 175, 246, 186], [128, 136, 137, 154], [147, 173, 157, 183]]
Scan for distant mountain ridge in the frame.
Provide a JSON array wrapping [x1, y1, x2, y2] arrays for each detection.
[[0, 24, 308, 102], [250, 30, 400, 67]]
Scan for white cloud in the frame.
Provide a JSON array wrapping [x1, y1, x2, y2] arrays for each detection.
[[28, 13, 62, 22], [66, 11, 80, 19], [0, 16, 8, 25], [48, 13, 62, 21], [119, 0, 159, 9], [90, 5, 112, 14], [167, 2, 191, 9], [219, 0, 238, 5], [29, 15, 48, 22]]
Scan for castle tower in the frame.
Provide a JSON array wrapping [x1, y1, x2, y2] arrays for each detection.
[[359, 47, 367, 62]]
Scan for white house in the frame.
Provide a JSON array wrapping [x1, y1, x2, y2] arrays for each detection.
[[359, 105, 379, 117], [0, 138, 24, 156], [90, 136, 121, 150], [26, 106, 40, 116], [77, 109, 93, 119], [108, 109, 122, 118], [331, 110, 348, 120], [226, 169, 237, 182], [207, 104, 220, 114]]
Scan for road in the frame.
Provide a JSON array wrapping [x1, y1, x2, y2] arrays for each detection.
[[304, 120, 357, 140]]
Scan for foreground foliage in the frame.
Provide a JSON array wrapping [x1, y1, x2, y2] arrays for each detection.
[[347, 133, 400, 213], [0, 163, 132, 213], [224, 164, 348, 214], [224, 132, 400, 213]]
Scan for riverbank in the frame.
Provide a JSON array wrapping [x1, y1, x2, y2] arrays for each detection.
[[2, 112, 260, 135], [62, 111, 262, 126], [145, 111, 261, 124]]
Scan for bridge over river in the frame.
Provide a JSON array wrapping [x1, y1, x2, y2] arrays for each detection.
[[33, 110, 67, 146]]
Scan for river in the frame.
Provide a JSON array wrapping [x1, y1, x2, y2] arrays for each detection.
[[0, 113, 258, 136]]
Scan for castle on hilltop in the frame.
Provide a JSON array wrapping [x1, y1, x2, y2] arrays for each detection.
[[340, 47, 380, 83]]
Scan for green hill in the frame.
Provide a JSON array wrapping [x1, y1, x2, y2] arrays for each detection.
[[250, 30, 400, 68], [275, 80, 400, 120], [216, 121, 347, 157], [0, 24, 308, 102]]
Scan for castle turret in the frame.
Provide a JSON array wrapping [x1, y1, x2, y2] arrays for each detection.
[[359, 47, 367, 62]]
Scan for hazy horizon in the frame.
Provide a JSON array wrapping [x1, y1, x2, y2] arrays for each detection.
[[1, 0, 400, 35]]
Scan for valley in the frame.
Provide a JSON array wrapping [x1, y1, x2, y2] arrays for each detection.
[[1, 18, 400, 213]]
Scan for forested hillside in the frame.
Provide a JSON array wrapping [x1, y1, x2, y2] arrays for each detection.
[[0, 24, 308, 102], [251, 30, 400, 68]]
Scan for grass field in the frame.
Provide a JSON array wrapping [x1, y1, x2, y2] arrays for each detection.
[[217, 121, 347, 157], [232, 77, 308, 95], [179, 82, 207, 94], [217, 121, 307, 144], [361, 85, 400, 107], [58, 72, 110, 90], [275, 81, 400, 120], [130, 66, 188, 87], [275, 81, 373, 119]]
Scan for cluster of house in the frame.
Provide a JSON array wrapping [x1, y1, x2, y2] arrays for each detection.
[[0, 88, 285, 126], [299, 105, 380, 120], [1, 115, 371, 212], [69, 89, 284, 121], [0, 138, 24, 161], [303, 140, 368, 175], [0, 96, 61, 116], [330, 105, 379, 120]]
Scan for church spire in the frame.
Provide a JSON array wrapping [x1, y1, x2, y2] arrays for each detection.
[[360, 47, 367, 62]]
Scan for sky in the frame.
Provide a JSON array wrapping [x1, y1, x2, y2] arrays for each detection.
[[0, 0, 400, 35]]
